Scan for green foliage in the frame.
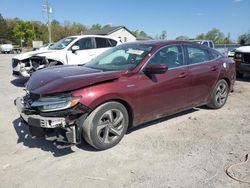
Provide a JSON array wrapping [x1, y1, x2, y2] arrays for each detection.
[[176, 35, 189, 40], [238, 30, 250, 45], [91, 24, 102, 30], [132, 30, 149, 37], [195, 28, 232, 44]]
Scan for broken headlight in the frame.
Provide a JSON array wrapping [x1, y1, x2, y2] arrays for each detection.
[[31, 95, 81, 112]]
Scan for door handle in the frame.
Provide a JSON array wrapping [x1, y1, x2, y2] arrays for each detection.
[[178, 72, 187, 78], [210, 66, 217, 71]]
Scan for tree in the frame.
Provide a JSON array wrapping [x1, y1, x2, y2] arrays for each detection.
[[238, 30, 250, 45], [0, 13, 8, 39], [91, 24, 102, 30], [159, 30, 167, 40], [205, 28, 225, 44], [196, 33, 206, 40], [176, 35, 189, 40]]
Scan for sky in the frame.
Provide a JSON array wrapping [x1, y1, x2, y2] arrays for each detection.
[[0, 0, 249, 41]]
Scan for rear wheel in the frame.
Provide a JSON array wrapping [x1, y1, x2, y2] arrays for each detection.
[[82, 101, 129, 150], [207, 79, 229, 109]]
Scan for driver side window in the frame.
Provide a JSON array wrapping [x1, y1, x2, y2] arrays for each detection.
[[148, 45, 184, 69]]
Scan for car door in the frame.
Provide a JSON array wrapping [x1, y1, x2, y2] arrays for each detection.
[[66, 37, 97, 65], [93, 37, 115, 56], [184, 45, 219, 106], [136, 45, 191, 123]]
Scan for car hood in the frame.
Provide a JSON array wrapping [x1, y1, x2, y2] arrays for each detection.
[[26, 65, 121, 95], [13, 49, 58, 60], [235, 46, 250, 53]]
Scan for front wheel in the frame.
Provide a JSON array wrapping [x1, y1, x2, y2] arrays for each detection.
[[207, 79, 229, 109], [82, 101, 129, 150]]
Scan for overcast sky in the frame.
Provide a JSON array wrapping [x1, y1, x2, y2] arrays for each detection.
[[0, 0, 249, 40]]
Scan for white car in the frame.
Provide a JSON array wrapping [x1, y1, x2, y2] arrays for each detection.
[[12, 35, 122, 78], [34, 43, 54, 51]]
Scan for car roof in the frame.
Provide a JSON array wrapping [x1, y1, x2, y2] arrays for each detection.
[[69, 35, 120, 41], [124, 40, 204, 47]]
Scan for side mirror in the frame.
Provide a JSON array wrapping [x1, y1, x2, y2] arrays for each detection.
[[71, 45, 80, 53], [142, 64, 168, 75]]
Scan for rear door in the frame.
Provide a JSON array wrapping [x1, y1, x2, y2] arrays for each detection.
[[93, 37, 117, 56], [184, 45, 220, 106]]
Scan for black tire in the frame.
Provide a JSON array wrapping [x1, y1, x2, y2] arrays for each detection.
[[82, 101, 129, 150], [236, 71, 243, 78], [207, 79, 229, 109]]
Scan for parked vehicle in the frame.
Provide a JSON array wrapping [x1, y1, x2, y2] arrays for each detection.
[[192, 40, 215, 48], [12, 35, 121, 78], [15, 40, 235, 150], [0, 44, 22, 54], [34, 43, 54, 51], [234, 39, 250, 78], [227, 48, 237, 59]]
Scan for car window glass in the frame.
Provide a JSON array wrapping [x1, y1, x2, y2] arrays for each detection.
[[95, 38, 111, 48], [75, 38, 93, 50], [108, 39, 118, 47], [147, 45, 184, 69], [86, 44, 153, 71], [209, 42, 213, 48], [187, 46, 210, 64], [203, 42, 209, 47]]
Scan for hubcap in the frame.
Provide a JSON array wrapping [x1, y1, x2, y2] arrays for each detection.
[[96, 109, 124, 144], [215, 82, 228, 106]]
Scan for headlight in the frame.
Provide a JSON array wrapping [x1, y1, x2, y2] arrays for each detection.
[[31, 95, 81, 112]]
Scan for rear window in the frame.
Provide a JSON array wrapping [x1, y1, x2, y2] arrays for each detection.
[[186, 46, 211, 64], [95, 38, 111, 48], [109, 39, 118, 47]]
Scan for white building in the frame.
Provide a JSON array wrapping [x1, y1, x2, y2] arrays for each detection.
[[84, 26, 137, 43]]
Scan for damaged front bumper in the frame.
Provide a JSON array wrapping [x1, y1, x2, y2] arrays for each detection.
[[14, 96, 90, 149], [12, 57, 48, 78]]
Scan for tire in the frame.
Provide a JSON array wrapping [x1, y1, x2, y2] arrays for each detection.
[[236, 71, 243, 78], [207, 79, 229, 109], [82, 101, 129, 150]]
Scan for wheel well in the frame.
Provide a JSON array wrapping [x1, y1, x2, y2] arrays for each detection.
[[107, 99, 134, 129], [220, 77, 230, 88]]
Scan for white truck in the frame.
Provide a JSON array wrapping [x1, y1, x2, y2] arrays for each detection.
[[0, 44, 22, 54], [234, 38, 250, 78], [12, 35, 121, 78]]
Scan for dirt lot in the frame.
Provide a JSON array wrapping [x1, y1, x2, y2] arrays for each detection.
[[0, 54, 250, 188]]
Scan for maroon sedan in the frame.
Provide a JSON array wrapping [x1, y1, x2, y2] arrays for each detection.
[[15, 41, 235, 150]]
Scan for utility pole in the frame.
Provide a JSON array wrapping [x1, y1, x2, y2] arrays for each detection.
[[43, 0, 52, 43]]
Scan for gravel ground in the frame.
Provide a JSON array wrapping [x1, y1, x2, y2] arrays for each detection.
[[0, 54, 250, 188]]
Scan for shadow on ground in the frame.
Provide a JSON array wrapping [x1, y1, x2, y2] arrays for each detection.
[[127, 108, 198, 134], [13, 108, 199, 155], [11, 78, 28, 87], [13, 118, 97, 157]]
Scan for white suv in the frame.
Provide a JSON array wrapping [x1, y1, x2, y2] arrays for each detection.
[[12, 35, 121, 78]]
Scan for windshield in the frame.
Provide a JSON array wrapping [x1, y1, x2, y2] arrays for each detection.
[[85, 43, 154, 71], [50, 37, 76, 50]]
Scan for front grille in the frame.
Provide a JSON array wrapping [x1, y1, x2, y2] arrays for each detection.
[[12, 59, 19, 68], [243, 53, 250, 63]]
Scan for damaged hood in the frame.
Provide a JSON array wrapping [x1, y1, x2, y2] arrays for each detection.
[[13, 49, 59, 60], [26, 65, 122, 95]]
